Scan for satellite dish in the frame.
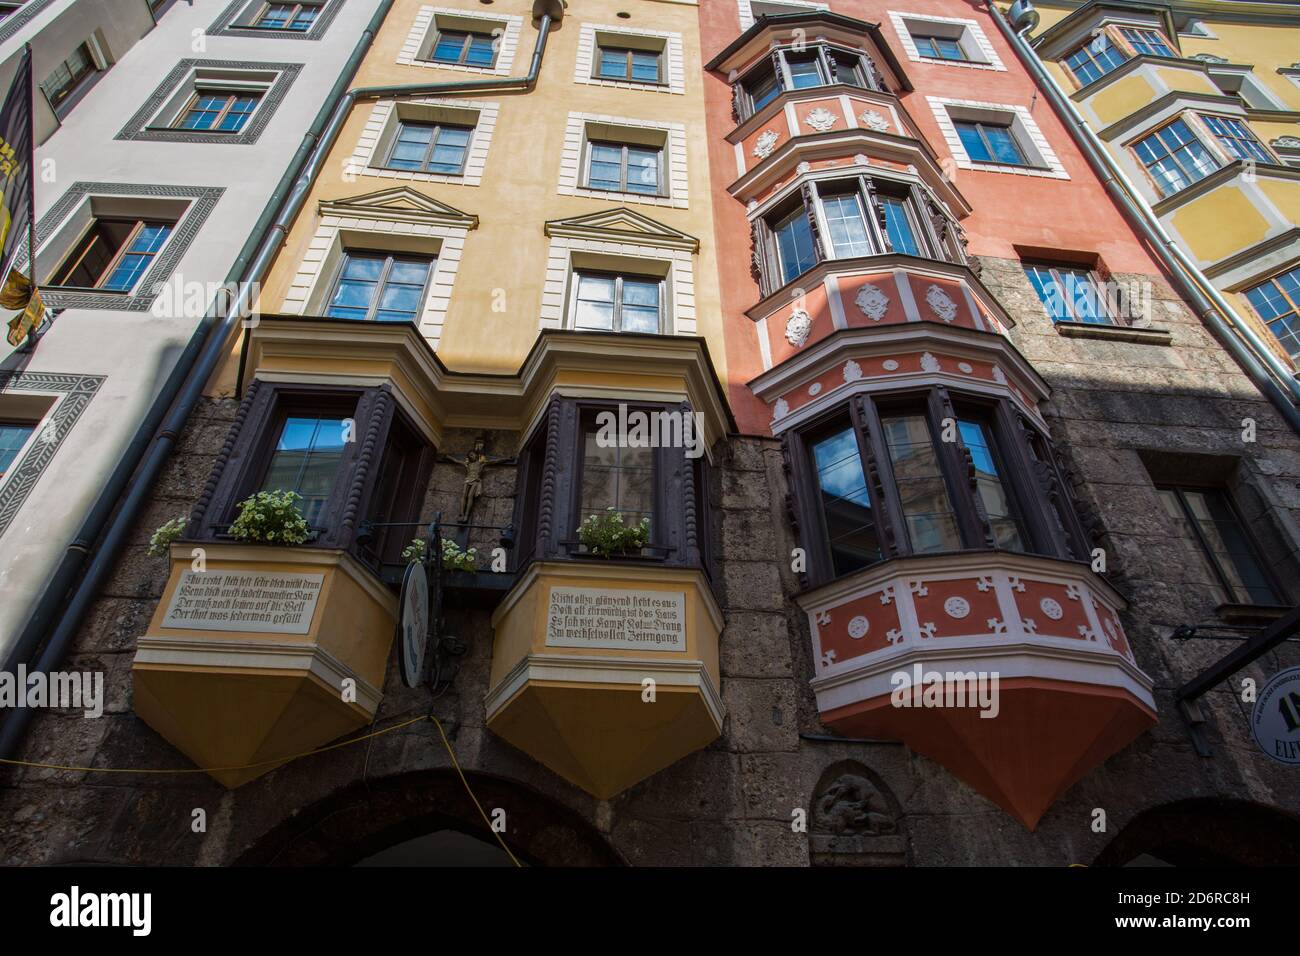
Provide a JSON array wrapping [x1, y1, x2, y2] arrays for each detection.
[[397, 560, 429, 689]]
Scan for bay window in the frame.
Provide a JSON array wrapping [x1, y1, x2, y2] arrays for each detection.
[[1132, 119, 1220, 196], [1200, 115, 1272, 164], [786, 390, 1086, 585], [733, 42, 883, 121], [190, 383, 434, 568], [512, 398, 713, 574], [752, 177, 962, 293]]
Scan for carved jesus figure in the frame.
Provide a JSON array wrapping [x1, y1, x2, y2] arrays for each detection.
[[441, 438, 511, 524]]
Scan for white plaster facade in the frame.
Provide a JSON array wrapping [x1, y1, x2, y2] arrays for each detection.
[[0, 0, 386, 659]]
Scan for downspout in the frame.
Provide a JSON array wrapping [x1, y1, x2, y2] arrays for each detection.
[[0, 0, 564, 760], [985, 0, 1300, 432]]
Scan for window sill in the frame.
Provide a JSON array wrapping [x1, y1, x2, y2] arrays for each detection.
[[1053, 320, 1173, 345], [562, 183, 685, 209]]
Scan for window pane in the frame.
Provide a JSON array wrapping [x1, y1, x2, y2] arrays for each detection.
[[1182, 490, 1279, 604], [955, 121, 993, 163], [958, 419, 1025, 551], [773, 209, 818, 284], [0, 423, 34, 478], [984, 125, 1026, 165], [598, 49, 628, 79], [787, 58, 822, 89], [580, 430, 653, 531], [821, 192, 873, 258], [102, 223, 172, 292], [1120, 27, 1175, 57], [262, 415, 347, 525], [750, 74, 781, 112], [1245, 268, 1300, 360], [882, 414, 961, 553], [631, 51, 660, 81], [810, 426, 880, 575], [574, 274, 615, 330], [466, 34, 496, 66], [432, 31, 466, 60], [880, 197, 919, 256], [1201, 114, 1271, 164], [1134, 120, 1219, 196], [621, 278, 660, 332]]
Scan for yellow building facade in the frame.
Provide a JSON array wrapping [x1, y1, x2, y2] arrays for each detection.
[[133, 0, 737, 799], [1022, 0, 1300, 365]]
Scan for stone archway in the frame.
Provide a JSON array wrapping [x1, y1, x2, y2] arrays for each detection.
[[234, 769, 623, 867], [1095, 798, 1300, 866]]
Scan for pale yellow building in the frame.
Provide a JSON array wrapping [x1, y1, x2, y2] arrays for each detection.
[[1022, 0, 1300, 364]]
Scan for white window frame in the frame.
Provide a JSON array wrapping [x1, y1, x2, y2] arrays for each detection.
[[284, 216, 469, 351], [574, 23, 686, 95], [888, 12, 1005, 71], [398, 6, 524, 76], [540, 236, 697, 336], [348, 98, 498, 186], [558, 112, 688, 209], [929, 96, 1069, 179]]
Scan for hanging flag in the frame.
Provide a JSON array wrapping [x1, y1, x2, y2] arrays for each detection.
[[0, 46, 40, 348]]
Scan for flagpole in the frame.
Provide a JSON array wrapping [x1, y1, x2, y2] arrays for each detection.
[[21, 43, 37, 346]]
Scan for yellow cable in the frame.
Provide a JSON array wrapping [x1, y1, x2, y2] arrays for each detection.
[[1, 712, 522, 866], [429, 714, 522, 867]]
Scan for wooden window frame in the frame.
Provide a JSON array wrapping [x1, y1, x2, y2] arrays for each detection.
[[1197, 113, 1275, 165], [755, 177, 952, 293], [47, 217, 175, 292], [173, 90, 263, 133], [323, 250, 435, 324], [1062, 34, 1128, 87], [1129, 116, 1223, 197], [733, 42, 880, 122], [1022, 259, 1119, 326], [566, 269, 666, 334], [42, 42, 99, 111], [1156, 483, 1284, 606], [1244, 267, 1300, 360], [251, 1, 323, 31]]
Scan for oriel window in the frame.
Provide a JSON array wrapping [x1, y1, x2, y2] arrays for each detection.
[[880, 413, 962, 553], [261, 415, 348, 526], [1244, 267, 1300, 360], [809, 422, 881, 575], [1132, 118, 1220, 195], [579, 427, 654, 534]]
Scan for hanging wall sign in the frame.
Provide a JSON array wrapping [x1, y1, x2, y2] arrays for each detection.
[[397, 561, 429, 689], [1252, 667, 1300, 766]]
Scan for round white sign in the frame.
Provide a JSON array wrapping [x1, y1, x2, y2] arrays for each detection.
[[397, 561, 429, 689], [1252, 667, 1300, 766]]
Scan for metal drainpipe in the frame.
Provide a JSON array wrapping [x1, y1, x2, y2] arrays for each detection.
[[985, 0, 1300, 431], [0, 0, 564, 761]]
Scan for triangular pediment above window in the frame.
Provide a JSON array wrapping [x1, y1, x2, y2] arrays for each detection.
[[544, 207, 699, 252], [319, 187, 478, 229]]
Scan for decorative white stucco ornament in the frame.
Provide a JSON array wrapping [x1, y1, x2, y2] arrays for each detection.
[[753, 129, 779, 158], [855, 283, 890, 321], [785, 309, 813, 347], [925, 284, 958, 322], [859, 110, 889, 132], [804, 107, 838, 132]]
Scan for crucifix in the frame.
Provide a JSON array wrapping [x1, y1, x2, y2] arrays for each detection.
[[439, 437, 513, 527]]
